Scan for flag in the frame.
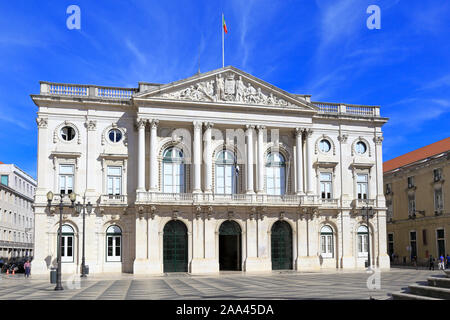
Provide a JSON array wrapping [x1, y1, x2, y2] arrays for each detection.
[[223, 14, 228, 34]]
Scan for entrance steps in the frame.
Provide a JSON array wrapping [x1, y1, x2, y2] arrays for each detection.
[[392, 271, 450, 300]]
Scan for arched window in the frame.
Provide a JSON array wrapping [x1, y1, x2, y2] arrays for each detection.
[[61, 225, 74, 263], [320, 225, 334, 258], [215, 150, 237, 194], [357, 225, 369, 257], [162, 147, 185, 193], [106, 225, 122, 262], [266, 152, 286, 195]]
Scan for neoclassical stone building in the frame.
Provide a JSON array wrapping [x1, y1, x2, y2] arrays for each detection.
[[31, 66, 390, 275]]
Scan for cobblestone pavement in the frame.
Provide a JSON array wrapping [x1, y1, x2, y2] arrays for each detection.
[[0, 268, 442, 300]]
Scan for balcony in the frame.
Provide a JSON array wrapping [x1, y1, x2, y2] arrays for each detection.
[[100, 194, 128, 206], [0, 241, 33, 249], [136, 192, 320, 207], [320, 198, 339, 208], [352, 199, 376, 208]]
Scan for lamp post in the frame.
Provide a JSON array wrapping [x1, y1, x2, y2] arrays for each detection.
[[46, 191, 76, 291], [363, 203, 373, 269], [75, 196, 93, 277]]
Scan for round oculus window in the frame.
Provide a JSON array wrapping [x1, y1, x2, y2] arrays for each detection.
[[319, 139, 331, 153], [355, 141, 367, 154], [60, 126, 75, 141], [108, 129, 122, 143]]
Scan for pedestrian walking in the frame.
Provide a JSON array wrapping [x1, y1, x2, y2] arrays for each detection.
[[429, 255, 435, 270], [446, 254, 450, 269], [24, 260, 31, 278], [439, 255, 445, 270]]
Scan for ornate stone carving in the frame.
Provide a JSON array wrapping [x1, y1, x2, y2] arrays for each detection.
[[227, 211, 234, 220], [150, 205, 156, 219], [160, 72, 293, 107], [338, 134, 348, 144], [195, 206, 202, 220], [172, 210, 179, 220], [36, 117, 48, 128], [374, 135, 384, 145], [150, 119, 159, 129], [85, 120, 97, 131], [279, 211, 285, 220]]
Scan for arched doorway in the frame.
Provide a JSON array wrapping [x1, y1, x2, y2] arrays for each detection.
[[271, 221, 293, 270], [219, 220, 242, 271], [163, 220, 188, 272]]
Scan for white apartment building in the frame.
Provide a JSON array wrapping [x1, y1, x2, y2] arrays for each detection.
[[31, 66, 390, 275], [0, 162, 36, 259]]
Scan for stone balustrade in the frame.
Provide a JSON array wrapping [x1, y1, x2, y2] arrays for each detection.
[[40, 81, 137, 100], [313, 101, 380, 117]]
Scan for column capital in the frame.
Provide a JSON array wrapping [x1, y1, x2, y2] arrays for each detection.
[[193, 121, 203, 130], [36, 117, 48, 129], [256, 125, 266, 131], [136, 118, 147, 129], [245, 125, 255, 134], [150, 119, 159, 129], [203, 122, 214, 129], [304, 128, 313, 137], [295, 127, 303, 138], [373, 135, 384, 145]]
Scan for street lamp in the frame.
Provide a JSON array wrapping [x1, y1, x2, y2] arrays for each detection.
[[362, 203, 374, 269], [47, 191, 76, 291], [75, 196, 93, 277]]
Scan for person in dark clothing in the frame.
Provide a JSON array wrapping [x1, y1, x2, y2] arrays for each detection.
[[429, 255, 435, 270], [446, 254, 450, 269]]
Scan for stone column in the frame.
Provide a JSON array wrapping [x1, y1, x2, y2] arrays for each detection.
[[256, 125, 265, 194], [149, 119, 159, 191], [35, 117, 49, 202], [85, 119, 97, 199], [374, 135, 385, 206], [137, 119, 146, 191], [245, 125, 255, 194], [305, 128, 314, 195], [295, 128, 304, 195], [203, 122, 214, 193], [340, 211, 355, 268], [193, 121, 202, 193], [133, 210, 150, 273]]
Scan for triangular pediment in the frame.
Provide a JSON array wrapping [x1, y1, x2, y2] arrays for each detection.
[[134, 66, 317, 111]]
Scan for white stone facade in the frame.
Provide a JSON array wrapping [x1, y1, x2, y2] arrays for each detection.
[[31, 66, 390, 275], [0, 164, 36, 259]]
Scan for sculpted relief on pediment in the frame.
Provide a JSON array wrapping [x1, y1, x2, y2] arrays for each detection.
[[159, 72, 294, 107]]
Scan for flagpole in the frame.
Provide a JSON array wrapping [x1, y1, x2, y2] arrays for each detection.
[[222, 13, 224, 68]]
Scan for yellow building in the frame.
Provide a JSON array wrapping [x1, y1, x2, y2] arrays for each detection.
[[384, 137, 450, 266]]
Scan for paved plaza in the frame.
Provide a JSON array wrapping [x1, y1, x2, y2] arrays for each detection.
[[0, 268, 442, 300]]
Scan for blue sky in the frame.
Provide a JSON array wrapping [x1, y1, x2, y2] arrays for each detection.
[[0, 0, 449, 178]]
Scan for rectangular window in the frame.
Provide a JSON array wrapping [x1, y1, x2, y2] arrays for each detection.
[[107, 235, 121, 262], [408, 194, 416, 217], [437, 229, 445, 258], [410, 231, 417, 260], [320, 173, 332, 199], [357, 174, 368, 200], [385, 183, 392, 194], [407, 176, 414, 188], [107, 166, 122, 196], [59, 165, 74, 195], [0, 175, 8, 186], [434, 168, 443, 182], [434, 188, 444, 213], [386, 199, 393, 221], [423, 229, 427, 245], [388, 233, 394, 258]]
